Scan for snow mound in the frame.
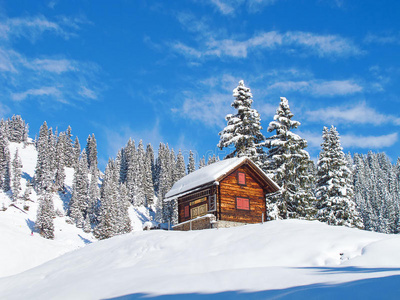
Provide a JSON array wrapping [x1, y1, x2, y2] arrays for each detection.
[[1, 220, 400, 299]]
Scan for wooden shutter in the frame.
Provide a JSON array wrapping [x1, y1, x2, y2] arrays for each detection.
[[238, 172, 246, 185], [236, 197, 250, 210]]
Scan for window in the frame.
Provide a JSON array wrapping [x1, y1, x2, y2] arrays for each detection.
[[236, 197, 250, 210], [191, 204, 208, 219], [238, 172, 246, 185], [184, 205, 189, 218]]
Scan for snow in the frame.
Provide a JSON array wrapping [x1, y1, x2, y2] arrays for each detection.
[[165, 157, 279, 200], [1, 220, 400, 299]]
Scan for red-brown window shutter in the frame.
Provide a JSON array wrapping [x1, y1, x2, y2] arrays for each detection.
[[238, 172, 246, 185], [236, 197, 249, 210], [184, 205, 189, 218]]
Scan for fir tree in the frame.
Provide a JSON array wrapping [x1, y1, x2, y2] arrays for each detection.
[[199, 156, 206, 169], [72, 136, 81, 168], [34, 122, 53, 193], [0, 124, 11, 192], [316, 126, 362, 228], [218, 80, 265, 166], [69, 150, 89, 228], [64, 126, 74, 168], [35, 191, 55, 239], [187, 150, 196, 174], [143, 147, 155, 206], [54, 132, 66, 191], [264, 97, 315, 220], [11, 149, 22, 201]]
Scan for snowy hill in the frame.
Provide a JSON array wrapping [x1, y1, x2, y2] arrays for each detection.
[[1, 220, 400, 299], [0, 142, 154, 278]]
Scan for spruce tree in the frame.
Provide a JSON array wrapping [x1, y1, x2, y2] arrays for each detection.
[[316, 126, 362, 228], [199, 156, 206, 169], [218, 80, 265, 166], [0, 124, 11, 192], [64, 126, 74, 168], [11, 149, 22, 201], [35, 191, 55, 239], [73, 136, 81, 168], [54, 132, 66, 191], [187, 150, 196, 174], [34, 122, 53, 193], [69, 150, 89, 228], [264, 97, 315, 220]]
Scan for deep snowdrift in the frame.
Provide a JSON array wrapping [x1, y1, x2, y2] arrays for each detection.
[[1, 220, 400, 299]]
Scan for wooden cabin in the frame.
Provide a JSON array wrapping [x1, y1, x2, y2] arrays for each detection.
[[164, 157, 280, 230]]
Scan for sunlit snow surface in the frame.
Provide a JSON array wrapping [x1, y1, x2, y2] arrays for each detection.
[[1, 220, 400, 299]]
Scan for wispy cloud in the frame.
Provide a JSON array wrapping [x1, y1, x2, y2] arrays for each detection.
[[299, 130, 398, 152], [208, 0, 279, 15], [267, 79, 363, 96], [0, 15, 84, 42], [0, 14, 100, 105], [172, 30, 362, 59], [11, 86, 61, 101], [364, 32, 400, 45], [341, 133, 398, 149], [305, 102, 400, 126]]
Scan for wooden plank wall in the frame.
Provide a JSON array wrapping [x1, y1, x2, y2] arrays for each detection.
[[219, 165, 266, 224]]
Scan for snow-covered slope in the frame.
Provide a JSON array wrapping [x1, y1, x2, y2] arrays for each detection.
[[1, 220, 400, 299], [0, 142, 154, 278]]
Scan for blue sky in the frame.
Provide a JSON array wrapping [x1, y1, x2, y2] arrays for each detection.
[[0, 0, 399, 169]]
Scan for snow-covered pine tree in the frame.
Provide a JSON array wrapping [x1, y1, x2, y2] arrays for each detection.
[[146, 143, 156, 183], [64, 126, 74, 168], [207, 154, 217, 165], [218, 80, 265, 166], [54, 132, 66, 191], [187, 150, 196, 174], [69, 149, 89, 228], [72, 136, 81, 168], [315, 126, 362, 228], [6, 115, 28, 143], [83, 214, 91, 233], [95, 159, 131, 239], [86, 134, 98, 172], [47, 127, 56, 173], [35, 191, 55, 239], [0, 124, 11, 192], [34, 122, 53, 193], [11, 149, 22, 201], [143, 146, 155, 206], [199, 156, 206, 169], [264, 97, 315, 220], [135, 140, 146, 206]]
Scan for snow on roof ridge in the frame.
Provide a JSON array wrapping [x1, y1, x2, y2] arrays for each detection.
[[165, 157, 247, 199]]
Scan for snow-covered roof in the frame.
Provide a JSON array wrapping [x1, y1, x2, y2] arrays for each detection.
[[165, 157, 279, 200]]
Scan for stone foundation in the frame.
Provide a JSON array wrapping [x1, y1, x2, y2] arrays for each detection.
[[173, 215, 254, 231]]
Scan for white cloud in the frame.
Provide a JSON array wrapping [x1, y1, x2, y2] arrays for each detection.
[[174, 92, 232, 127], [11, 86, 61, 101], [306, 102, 400, 126], [78, 86, 97, 100], [267, 79, 362, 96], [208, 0, 279, 15], [26, 58, 77, 74], [341, 133, 398, 149], [172, 30, 361, 59], [364, 33, 400, 45]]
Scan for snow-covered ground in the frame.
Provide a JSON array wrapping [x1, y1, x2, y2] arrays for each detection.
[[1, 220, 400, 299], [0, 142, 154, 278]]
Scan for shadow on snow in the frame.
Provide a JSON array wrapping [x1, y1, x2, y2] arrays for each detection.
[[106, 268, 400, 300]]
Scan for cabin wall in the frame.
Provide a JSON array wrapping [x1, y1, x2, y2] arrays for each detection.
[[177, 188, 214, 223], [219, 165, 266, 224]]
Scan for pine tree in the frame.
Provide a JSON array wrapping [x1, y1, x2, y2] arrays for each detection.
[[6, 115, 28, 143], [264, 97, 315, 220], [69, 150, 89, 228], [73, 136, 81, 168], [187, 150, 196, 174], [143, 148, 155, 206], [35, 191, 55, 239], [218, 80, 265, 166], [0, 124, 11, 192], [64, 126, 74, 168], [34, 122, 53, 193], [199, 156, 206, 169], [86, 134, 98, 171], [315, 126, 362, 228], [11, 149, 22, 201], [54, 132, 66, 191]]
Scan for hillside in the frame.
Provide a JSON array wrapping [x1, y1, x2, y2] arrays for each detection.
[[0, 142, 154, 277], [1, 220, 400, 299]]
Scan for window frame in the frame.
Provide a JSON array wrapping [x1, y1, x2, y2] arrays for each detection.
[[237, 171, 246, 186], [236, 196, 250, 211]]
